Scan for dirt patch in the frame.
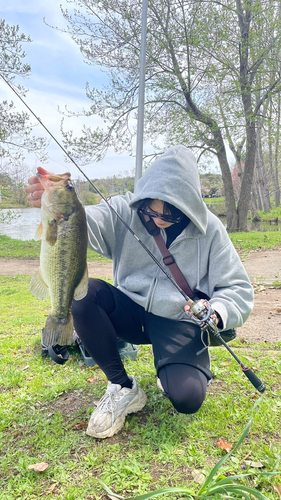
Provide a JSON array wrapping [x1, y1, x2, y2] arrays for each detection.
[[237, 287, 281, 343], [236, 248, 281, 343], [0, 258, 113, 278], [240, 247, 281, 285], [1, 249, 281, 343]]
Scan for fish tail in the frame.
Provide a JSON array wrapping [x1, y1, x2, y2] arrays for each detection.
[[42, 314, 74, 347]]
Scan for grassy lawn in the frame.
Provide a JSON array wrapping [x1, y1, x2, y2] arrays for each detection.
[[1, 231, 281, 260], [0, 236, 281, 499], [0, 235, 110, 262]]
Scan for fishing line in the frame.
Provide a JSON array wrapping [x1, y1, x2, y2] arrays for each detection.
[[1, 74, 266, 392], [0, 73, 189, 300]]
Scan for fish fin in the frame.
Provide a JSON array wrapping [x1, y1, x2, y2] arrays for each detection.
[[73, 266, 89, 300], [46, 220, 57, 246], [29, 270, 49, 300], [34, 222, 43, 241], [42, 314, 74, 346]]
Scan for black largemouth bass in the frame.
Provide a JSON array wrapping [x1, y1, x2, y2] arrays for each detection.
[[30, 167, 88, 347]]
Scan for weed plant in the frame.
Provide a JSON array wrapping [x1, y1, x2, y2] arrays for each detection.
[[0, 273, 280, 499], [101, 396, 279, 499]]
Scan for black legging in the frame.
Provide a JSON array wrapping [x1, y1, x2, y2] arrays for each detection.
[[72, 279, 210, 414]]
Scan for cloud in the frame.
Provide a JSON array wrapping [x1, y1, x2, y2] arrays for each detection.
[[1, 0, 139, 179]]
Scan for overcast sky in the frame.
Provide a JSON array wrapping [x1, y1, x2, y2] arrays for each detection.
[[0, 0, 137, 180]]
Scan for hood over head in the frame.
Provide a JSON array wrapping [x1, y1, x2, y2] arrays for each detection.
[[129, 145, 208, 234]]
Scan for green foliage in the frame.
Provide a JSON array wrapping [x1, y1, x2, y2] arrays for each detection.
[[0, 208, 20, 223], [0, 235, 41, 258], [0, 230, 280, 498], [0, 275, 280, 498], [101, 397, 279, 499], [89, 174, 135, 197], [258, 206, 281, 221], [229, 232, 281, 256], [1, 230, 280, 263], [204, 197, 225, 206], [200, 174, 224, 198], [0, 235, 111, 262], [0, 20, 47, 164], [57, 0, 281, 231]]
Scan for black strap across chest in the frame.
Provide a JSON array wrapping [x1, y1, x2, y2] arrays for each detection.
[[153, 231, 194, 298], [138, 209, 194, 298]]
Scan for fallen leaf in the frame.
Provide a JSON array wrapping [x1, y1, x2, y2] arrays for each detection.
[[274, 484, 281, 499], [174, 449, 183, 455], [220, 361, 232, 366], [244, 460, 264, 468], [217, 437, 233, 453], [48, 484, 56, 493], [72, 423, 88, 430], [191, 469, 206, 485], [240, 338, 247, 344], [28, 462, 49, 472], [87, 376, 95, 383]]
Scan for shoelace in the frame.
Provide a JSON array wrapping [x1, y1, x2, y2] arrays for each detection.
[[97, 389, 123, 423]]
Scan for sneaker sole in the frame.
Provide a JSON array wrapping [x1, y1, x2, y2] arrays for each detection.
[[86, 388, 147, 439]]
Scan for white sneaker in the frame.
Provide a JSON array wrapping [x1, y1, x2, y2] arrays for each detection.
[[86, 377, 147, 439]]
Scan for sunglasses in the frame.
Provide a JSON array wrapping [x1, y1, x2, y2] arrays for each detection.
[[140, 208, 183, 224]]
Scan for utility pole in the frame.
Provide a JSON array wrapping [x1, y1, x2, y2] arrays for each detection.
[[134, 0, 148, 188]]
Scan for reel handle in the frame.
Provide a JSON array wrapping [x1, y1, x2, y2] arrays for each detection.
[[187, 299, 266, 394], [241, 365, 266, 393]]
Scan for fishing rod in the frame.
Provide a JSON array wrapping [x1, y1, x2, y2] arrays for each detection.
[[1, 74, 265, 393]]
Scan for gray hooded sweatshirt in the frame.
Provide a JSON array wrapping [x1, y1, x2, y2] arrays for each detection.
[[86, 145, 254, 331]]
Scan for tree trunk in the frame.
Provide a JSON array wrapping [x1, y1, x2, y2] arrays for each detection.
[[214, 135, 238, 231], [165, 34, 239, 231], [250, 188, 258, 218], [237, 122, 256, 231], [274, 94, 281, 206], [255, 119, 271, 211]]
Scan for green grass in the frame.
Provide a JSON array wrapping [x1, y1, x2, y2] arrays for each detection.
[[204, 197, 225, 205], [229, 231, 281, 256], [0, 273, 280, 499], [0, 235, 110, 262], [258, 206, 281, 221], [0, 235, 281, 498], [1, 232, 280, 261]]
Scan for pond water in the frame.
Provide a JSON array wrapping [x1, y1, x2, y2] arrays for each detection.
[[0, 207, 280, 241], [207, 202, 281, 232], [0, 208, 41, 241], [218, 214, 281, 232]]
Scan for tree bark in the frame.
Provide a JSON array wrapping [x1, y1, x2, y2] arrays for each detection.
[[273, 94, 281, 206], [255, 118, 271, 211]]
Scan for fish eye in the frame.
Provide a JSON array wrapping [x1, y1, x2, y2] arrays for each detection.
[[66, 184, 73, 190]]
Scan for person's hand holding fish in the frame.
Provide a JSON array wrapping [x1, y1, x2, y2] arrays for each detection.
[[25, 166, 52, 207]]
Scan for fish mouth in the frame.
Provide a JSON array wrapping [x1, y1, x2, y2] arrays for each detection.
[[37, 170, 71, 192]]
